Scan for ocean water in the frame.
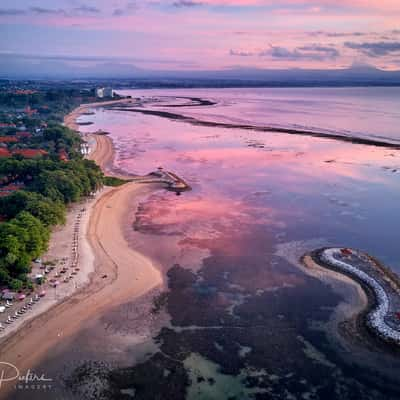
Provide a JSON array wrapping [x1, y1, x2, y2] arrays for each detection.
[[82, 88, 400, 271], [120, 87, 400, 143], [27, 88, 400, 399]]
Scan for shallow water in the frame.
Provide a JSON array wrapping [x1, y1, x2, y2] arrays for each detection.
[[18, 88, 400, 400], [120, 87, 400, 143], [81, 88, 400, 271]]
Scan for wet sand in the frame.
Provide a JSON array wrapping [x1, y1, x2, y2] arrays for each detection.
[[0, 105, 163, 398], [301, 253, 368, 332], [85, 131, 136, 180], [276, 242, 370, 350]]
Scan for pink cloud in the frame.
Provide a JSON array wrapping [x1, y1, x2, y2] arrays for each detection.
[[1, 0, 400, 70]]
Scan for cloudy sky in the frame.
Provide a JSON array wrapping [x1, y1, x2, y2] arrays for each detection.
[[1, 0, 400, 71]]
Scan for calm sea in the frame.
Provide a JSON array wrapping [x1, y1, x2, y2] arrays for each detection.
[[32, 87, 400, 400]]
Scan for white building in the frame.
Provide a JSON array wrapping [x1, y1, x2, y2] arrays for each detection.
[[103, 87, 114, 98], [95, 87, 114, 98], [95, 88, 104, 98]]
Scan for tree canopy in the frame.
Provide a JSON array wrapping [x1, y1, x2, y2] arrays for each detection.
[[0, 124, 103, 288]]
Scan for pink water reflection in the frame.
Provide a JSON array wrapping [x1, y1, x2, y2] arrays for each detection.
[[79, 89, 400, 271]]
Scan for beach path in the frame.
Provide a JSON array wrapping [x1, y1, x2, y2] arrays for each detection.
[[0, 170, 162, 399]]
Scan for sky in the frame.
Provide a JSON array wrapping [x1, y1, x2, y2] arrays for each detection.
[[1, 0, 400, 72]]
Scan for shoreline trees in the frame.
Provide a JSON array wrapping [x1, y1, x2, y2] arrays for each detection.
[[0, 124, 103, 289]]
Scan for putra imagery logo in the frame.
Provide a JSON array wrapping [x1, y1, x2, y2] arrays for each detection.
[[0, 361, 53, 391]]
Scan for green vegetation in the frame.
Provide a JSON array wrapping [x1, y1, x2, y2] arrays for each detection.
[[0, 191, 66, 226], [0, 88, 94, 123], [103, 176, 130, 187], [0, 108, 104, 289], [0, 212, 49, 290]]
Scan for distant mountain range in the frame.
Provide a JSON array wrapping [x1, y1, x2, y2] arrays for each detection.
[[1, 54, 400, 86]]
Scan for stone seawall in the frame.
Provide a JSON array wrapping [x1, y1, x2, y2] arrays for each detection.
[[309, 248, 400, 347]]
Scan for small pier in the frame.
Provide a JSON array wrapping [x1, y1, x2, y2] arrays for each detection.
[[139, 167, 191, 194]]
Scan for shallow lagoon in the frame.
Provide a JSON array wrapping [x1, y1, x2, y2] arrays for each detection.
[[25, 88, 400, 400]]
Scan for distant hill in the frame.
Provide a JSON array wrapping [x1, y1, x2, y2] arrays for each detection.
[[1, 54, 400, 86]]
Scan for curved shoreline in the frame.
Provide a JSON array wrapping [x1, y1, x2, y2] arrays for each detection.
[[63, 98, 133, 131], [0, 102, 164, 398], [303, 248, 400, 348]]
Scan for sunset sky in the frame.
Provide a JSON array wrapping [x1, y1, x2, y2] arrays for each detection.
[[1, 0, 400, 71]]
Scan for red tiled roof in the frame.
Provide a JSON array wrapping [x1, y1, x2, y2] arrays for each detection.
[[58, 149, 69, 162], [0, 148, 11, 157], [24, 106, 37, 116], [0, 183, 24, 197], [12, 149, 48, 158], [0, 136, 18, 143], [340, 248, 353, 256], [14, 90, 37, 95]]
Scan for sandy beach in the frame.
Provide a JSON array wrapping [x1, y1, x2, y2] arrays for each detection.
[[0, 102, 163, 398], [0, 193, 100, 342], [63, 98, 132, 132]]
